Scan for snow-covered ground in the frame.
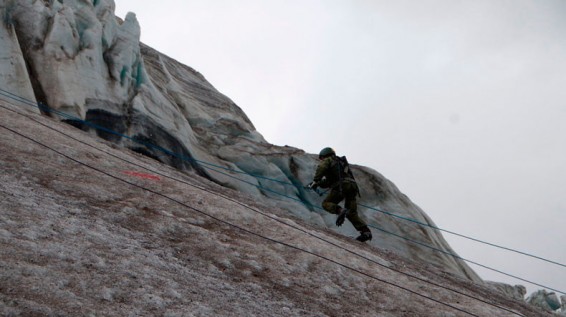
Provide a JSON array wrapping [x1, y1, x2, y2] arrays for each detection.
[[0, 101, 551, 316]]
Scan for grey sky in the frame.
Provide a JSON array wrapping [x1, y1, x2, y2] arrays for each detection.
[[115, 0, 566, 295]]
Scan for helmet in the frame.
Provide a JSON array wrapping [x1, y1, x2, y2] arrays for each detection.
[[319, 147, 336, 159]]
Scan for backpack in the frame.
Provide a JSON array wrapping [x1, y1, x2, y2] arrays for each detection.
[[337, 156, 355, 181], [337, 156, 362, 197], [335, 155, 361, 197]]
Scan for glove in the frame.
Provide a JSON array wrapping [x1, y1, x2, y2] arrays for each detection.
[[306, 181, 318, 190]]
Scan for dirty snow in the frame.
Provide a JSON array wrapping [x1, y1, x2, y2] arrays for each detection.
[[0, 101, 551, 316]]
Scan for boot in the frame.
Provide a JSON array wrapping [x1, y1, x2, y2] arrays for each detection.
[[356, 227, 372, 242], [335, 207, 349, 227]]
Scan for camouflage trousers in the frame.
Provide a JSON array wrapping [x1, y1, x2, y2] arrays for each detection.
[[321, 181, 367, 231]]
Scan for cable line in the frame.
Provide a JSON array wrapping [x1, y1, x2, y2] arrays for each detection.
[[370, 224, 565, 295], [1, 88, 564, 278], [0, 122, 488, 317], [359, 203, 566, 269], [1, 90, 564, 297], [0, 103, 529, 316]]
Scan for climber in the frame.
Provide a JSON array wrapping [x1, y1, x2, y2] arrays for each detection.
[[306, 147, 372, 242]]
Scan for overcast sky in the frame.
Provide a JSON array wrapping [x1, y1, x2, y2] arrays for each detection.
[[114, 0, 566, 296]]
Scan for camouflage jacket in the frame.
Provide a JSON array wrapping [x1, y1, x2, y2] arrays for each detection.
[[313, 156, 355, 189]]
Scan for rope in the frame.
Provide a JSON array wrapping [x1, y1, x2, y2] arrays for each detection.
[[0, 103, 528, 316], [360, 203, 566, 269], [0, 88, 564, 290], [371, 225, 565, 295], [0, 121, 485, 317], [2, 86, 563, 271]]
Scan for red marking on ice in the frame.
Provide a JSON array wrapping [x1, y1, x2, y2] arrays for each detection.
[[122, 171, 161, 181]]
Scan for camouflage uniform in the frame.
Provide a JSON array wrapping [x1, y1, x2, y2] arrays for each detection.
[[313, 156, 368, 231]]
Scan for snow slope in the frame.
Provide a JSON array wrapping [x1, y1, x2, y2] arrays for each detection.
[[0, 101, 550, 316], [0, 0, 480, 279]]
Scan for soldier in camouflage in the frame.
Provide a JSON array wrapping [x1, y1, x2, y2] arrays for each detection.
[[308, 147, 372, 242]]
